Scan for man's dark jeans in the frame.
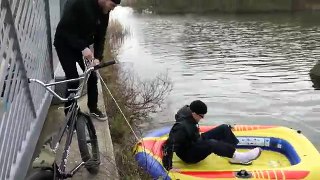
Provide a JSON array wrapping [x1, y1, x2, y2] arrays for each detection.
[[176, 124, 239, 163], [54, 42, 98, 112]]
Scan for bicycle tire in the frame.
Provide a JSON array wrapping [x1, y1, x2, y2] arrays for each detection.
[[76, 113, 100, 174], [26, 168, 54, 180]]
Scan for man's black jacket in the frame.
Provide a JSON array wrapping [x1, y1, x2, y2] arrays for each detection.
[[54, 0, 109, 60], [162, 105, 200, 170]]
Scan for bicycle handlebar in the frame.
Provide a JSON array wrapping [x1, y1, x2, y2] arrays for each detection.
[[93, 60, 116, 70], [28, 60, 116, 102]]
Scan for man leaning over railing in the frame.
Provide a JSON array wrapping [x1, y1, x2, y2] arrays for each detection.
[[53, 0, 121, 120]]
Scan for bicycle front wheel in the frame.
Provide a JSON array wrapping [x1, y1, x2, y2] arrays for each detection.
[[76, 113, 100, 174], [26, 168, 54, 180]]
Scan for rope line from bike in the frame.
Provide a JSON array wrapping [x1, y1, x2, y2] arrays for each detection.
[[96, 71, 163, 177], [96, 72, 140, 141]]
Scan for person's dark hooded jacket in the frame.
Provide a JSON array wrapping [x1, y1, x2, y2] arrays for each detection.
[[54, 0, 109, 60], [162, 105, 201, 170]]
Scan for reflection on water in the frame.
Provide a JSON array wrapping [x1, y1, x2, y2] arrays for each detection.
[[112, 8, 320, 149]]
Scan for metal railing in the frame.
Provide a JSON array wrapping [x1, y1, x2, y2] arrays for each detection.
[[0, 0, 56, 179]]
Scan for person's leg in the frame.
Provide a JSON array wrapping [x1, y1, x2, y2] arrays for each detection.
[[77, 58, 107, 120], [77, 57, 86, 71], [76, 58, 98, 111], [55, 44, 81, 113], [87, 71, 98, 111], [87, 71, 107, 120], [230, 147, 262, 165], [177, 139, 261, 165], [177, 139, 236, 164], [201, 124, 239, 146]]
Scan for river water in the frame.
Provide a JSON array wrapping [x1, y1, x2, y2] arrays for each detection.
[[111, 7, 320, 149]]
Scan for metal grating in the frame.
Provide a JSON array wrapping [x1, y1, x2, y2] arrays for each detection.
[[0, 0, 54, 179]]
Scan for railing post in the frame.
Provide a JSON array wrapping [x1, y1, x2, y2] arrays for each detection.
[[44, 0, 54, 79]]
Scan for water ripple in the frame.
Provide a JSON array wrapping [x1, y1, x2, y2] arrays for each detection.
[[116, 9, 320, 147]]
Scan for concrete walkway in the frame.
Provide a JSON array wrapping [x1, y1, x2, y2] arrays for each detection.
[[31, 80, 119, 180]]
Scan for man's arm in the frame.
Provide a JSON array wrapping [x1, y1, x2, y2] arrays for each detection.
[[162, 123, 188, 171], [94, 13, 110, 60], [58, 0, 88, 51], [169, 123, 189, 145]]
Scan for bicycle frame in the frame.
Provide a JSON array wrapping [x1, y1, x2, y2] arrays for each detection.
[[53, 100, 80, 179], [29, 69, 91, 103], [29, 59, 116, 102], [29, 59, 115, 179]]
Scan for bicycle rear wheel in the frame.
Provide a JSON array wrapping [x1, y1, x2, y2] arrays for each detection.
[[26, 168, 54, 180], [76, 113, 100, 174]]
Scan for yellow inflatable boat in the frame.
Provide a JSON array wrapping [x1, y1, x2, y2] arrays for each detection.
[[134, 125, 320, 179]]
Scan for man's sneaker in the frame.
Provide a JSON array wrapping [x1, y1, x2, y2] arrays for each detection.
[[89, 108, 108, 121], [229, 147, 262, 165]]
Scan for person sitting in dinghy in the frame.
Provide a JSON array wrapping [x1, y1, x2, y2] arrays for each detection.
[[162, 100, 262, 171]]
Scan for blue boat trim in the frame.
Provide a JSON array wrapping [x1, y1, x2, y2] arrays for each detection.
[[236, 136, 301, 165], [144, 126, 171, 138], [135, 152, 171, 180]]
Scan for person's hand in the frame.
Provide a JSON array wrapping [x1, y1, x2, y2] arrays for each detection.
[[170, 168, 181, 173], [85, 58, 100, 67], [162, 141, 174, 171], [92, 59, 100, 66], [82, 47, 93, 60], [162, 153, 173, 171]]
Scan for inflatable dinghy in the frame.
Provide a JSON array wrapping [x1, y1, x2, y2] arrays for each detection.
[[134, 125, 320, 179]]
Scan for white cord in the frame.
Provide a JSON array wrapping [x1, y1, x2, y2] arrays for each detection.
[[97, 72, 140, 141], [97, 71, 155, 176]]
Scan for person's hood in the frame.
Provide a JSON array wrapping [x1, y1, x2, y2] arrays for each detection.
[[175, 105, 197, 124]]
